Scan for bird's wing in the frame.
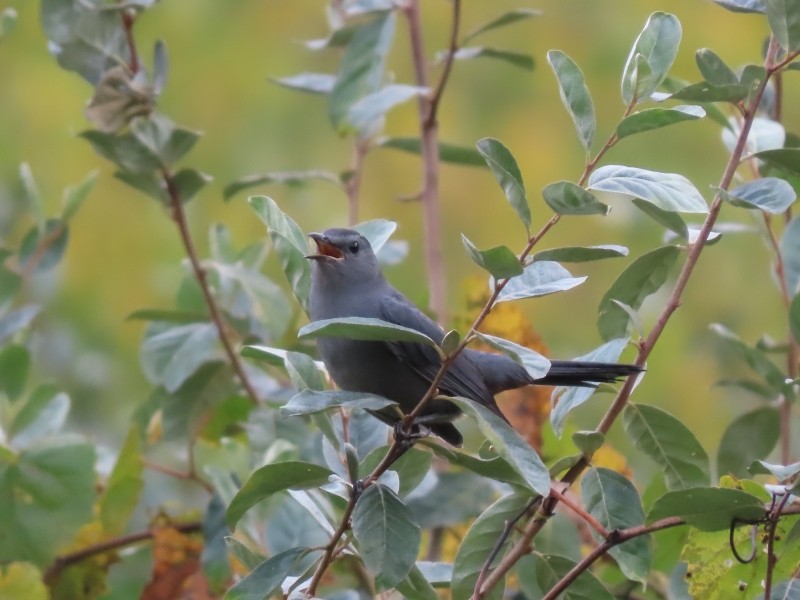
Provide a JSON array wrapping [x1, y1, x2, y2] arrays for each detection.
[[379, 289, 503, 415]]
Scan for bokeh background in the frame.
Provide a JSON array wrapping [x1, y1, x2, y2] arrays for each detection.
[[1, 0, 798, 465]]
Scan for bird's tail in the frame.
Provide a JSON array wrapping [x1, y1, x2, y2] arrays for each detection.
[[537, 360, 641, 387]]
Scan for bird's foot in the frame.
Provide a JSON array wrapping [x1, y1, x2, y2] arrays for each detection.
[[393, 420, 430, 449]]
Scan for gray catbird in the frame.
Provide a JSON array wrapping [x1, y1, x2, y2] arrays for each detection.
[[307, 228, 640, 446]]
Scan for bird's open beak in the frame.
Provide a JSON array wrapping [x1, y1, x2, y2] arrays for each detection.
[[306, 232, 343, 260]]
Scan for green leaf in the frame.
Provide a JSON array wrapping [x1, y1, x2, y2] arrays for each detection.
[[346, 84, 428, 133], [378, 137, 486, 167], [0, 562, 48, 600], [352, 483, 421, 588], [0, 305, 40, 345], [496, 261, 586, 303], [224, 547, 307, 600], [19, 220, 69, 275], [790, 293, 800, 344], [0, 7, 17, 40], [61, 170, 98, 222], [361, 446, 432, 497], [598, 246, 680, 341], [621, 12, 682, 105], [534, 553, 615, 600], [395, 563, 440, 600], [0, 442, 96, 565], [0, 257, 22, 307], [582, 468, 651, 582], [272, 72, 336, 94], [140, 322, 220, 393], [451, 47, 534, 70], [754, 148, 800, 177], [0, 345, 29, 402], [632, 198, 689, 238], [423, 442, 524, 487], [749, 459, 800, 482], [473, 332, 551, 380], [696, 48, 738, 85], [668, 81, 749, 103], [461, 235, 523, 279], [724, 177, 797, 213], [98, 426, 143, 536], [717, 407, 780, 478], [542, 181, 608, 216], [462, 8, 540, 43], [476, 138, 531, 229], [224, 170, 340, 201], [10, 386, 70, 447], [224, 537, 266, 571], [114, 170, 167, 203], [710, 323, 788, 392], [328, 12, 396, 131], [781, 216, 800, 294], [550, 338, 628, 436], [283, 351, 326, 391], [648, 487, 765, 530], [547, 50, 595, 152], [446, 397, 550, 496], [299, 317, 439, 349], [588, 165, 708, 213], [623, 403, 710, 490], [81, 129, 162, 173], [572, 431, 605, 456], [532, 245, 628, 263], [451, 492, 532, 600], [280, 389, 397, 417], [616, 105, 705, 139], [171, 168, 211, 203], [152, 39, 168, 95], [130, 115, 200, 168], [248, 196, 311, 310], [353, 219, 397, 254], [19, 163, 43, 230], [225, 461, 334, 528], [766, 0, 800, 51], [714, 0, 766, 13]]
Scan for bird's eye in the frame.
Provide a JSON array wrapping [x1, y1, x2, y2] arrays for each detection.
[[349, 241, 359, 253]]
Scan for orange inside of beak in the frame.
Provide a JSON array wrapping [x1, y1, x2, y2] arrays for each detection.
[[313, 238, 343, 259]]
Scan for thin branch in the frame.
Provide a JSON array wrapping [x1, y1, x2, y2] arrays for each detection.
[[764, 491, 793, 599], [143, 458, 214, 494], [44, 520, 202, 584], [120, 9, 140, 74], [426, 0, 462, 128], [162, 169, 262, 406], [541, 517, 685, 600], [18, 221, 66, 279], [403, 0, 447, 321], [549, 485, 608, 538], [345, 139, 369, 226]]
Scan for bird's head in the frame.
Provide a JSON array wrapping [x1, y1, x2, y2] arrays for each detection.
[[306, 228, 382, 286]]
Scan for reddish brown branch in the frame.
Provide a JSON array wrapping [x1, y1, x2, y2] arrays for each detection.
[[162, 170, 262, 406], [44, 520, 202, 584]]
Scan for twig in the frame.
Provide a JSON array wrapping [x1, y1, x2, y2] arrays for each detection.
[[426, 0, 461, 128], [403, 0, 448, 321], [763, 490, 793, 599], [19, 221, 66, 279], [162, 169, 262, 407], [346, 139, 369, 226], [44, 520, 202, 584], [143, 458, 214, 494], [549, 485, 608, 538], [120, 9, 140, 74], [541, 517, 685, 600]]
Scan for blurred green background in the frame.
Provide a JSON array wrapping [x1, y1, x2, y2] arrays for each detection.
[[1, 0, 797, 460]]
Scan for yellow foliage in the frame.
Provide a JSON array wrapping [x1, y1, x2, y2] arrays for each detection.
[[0, 563, 48, 600]]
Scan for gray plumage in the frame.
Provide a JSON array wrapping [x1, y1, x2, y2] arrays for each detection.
[[307, 228, 639, 446]]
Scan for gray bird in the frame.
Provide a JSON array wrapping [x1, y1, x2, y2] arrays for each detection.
[[307, 228, 640, 446]]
